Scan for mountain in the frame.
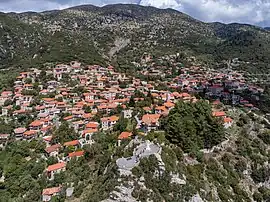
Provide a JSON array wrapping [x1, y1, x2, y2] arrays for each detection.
[[0, 4, 270, 72]]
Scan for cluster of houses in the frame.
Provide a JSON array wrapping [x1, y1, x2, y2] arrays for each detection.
[[0, 59, 258, 201]]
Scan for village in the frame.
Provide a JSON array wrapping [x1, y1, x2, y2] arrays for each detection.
[[0, 57, 265, 201]]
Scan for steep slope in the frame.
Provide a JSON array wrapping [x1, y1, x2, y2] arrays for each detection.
[[0, 4, 270, 71]]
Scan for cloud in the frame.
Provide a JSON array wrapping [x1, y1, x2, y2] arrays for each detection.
[[0, 0, 269, 26], [139, 0, 270, 26]]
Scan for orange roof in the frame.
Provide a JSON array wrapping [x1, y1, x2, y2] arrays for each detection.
[[83, 129, 98, 135], [172, 92, 181, 97], [151, 93, 159, 97], [143, 107, 151, 111], [29, 120, 43, 127], [24, 130, 38, 136], [155, 106, 167, 111], [118, 132, 132, 140], [86, 122, 99, 129], [42, 186, 62, 195], [42, 98, 55, 102], [224, 117, 233, 123], [63, 115, 73, 121], [45, 144, 61, 153], [24, 84, 33, 87], [68, 150, 84, 158], [110, 116, 119, 122], [47, 162, 66, 172], [164, 102, 175, 108], [83, 113, 93, 119], [142, 114, 161, 125], [101, 116, 119, 122], [43, 136, 52, 142], [35, 105, 45, 110], [179, 93, 191, 98], [64, 140, 79, 147], [212, 111, 226, 117]]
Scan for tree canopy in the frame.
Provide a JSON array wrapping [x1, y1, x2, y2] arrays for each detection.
[[163, 100, 225, 153]]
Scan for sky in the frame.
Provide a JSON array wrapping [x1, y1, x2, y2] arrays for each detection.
[[0, 0, 269, 27]]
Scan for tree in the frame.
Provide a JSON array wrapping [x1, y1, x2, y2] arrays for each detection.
[[164, 101, 225, 153], [128, 96, 135, 108], [83, 105, 92, 113], [24, 78, 32, 84], [47, 156, 58, 166], [51, 122, 78, 144], [113, 116, 128, 132], [4, 99, 13, 106]]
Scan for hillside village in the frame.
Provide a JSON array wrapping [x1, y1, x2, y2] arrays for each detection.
[[0, 55, 267, 201]]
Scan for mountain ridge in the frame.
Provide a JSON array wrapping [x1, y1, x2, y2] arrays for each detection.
[[0, 4, 270, 72]]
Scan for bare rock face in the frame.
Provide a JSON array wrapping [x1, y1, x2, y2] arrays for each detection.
[[189, 194, 204, 202]]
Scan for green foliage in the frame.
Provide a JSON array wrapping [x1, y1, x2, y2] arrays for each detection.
[[113, 116, 128, 133], [164, 100, 225, 152], [258, 187, 270, 201], [0, 141, 46, 201], [251, 167, 270, 183], [46, 156, 58, 166], [258, 130, 270, 145], [3, 99, 13, 106], [51, 122, 79, 144]]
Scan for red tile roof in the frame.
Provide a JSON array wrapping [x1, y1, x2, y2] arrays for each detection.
[[101, 116, 119, 122], [24, 130, 38, 136], [118, 132, 132, 140], [42, 186, 62, 195], [212, 111, 226, 117], [29, 120, 43, 127], [63, 115, 73, 121], [14, 127, 27, 134], [142, 114, 161, 125], [47, 162, 66, 172], [224, 117, 233, 123], [64, 140, 79, 147], [68, 150, 84, 158], [86, 122, 99, 129], [45, 144, 61, 153]]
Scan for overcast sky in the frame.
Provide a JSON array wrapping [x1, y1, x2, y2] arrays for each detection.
[[0, 0, 269, 27]]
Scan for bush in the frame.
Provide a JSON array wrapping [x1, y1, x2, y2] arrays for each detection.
[[251, 167, 270, 183]]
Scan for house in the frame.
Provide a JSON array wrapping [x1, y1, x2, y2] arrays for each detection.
[[68, 150, 84, 160], [208, 85, 224, 95], [155, 106, 168, 115], [101, 116, 119, 131], [46, 162, 66, 180], [224, 117, 233, 128], [29, 120, 44, 130], [14, 127, 27, 139], [122, 109, 133, 119], [45, 144, 61, 157], [63, 140, 80, 148], [42, 186, 62, 201], [85, 122, 99, 130], [23, 130, 38, 140], [118, 132, 132, 140], [212, 111, 226, 117], [118, 132, 132, 146], [0, 134, 10, 146], [82, 129, 98, 144], [164, 102, 175, 110], [141, 114, 161, 132]]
